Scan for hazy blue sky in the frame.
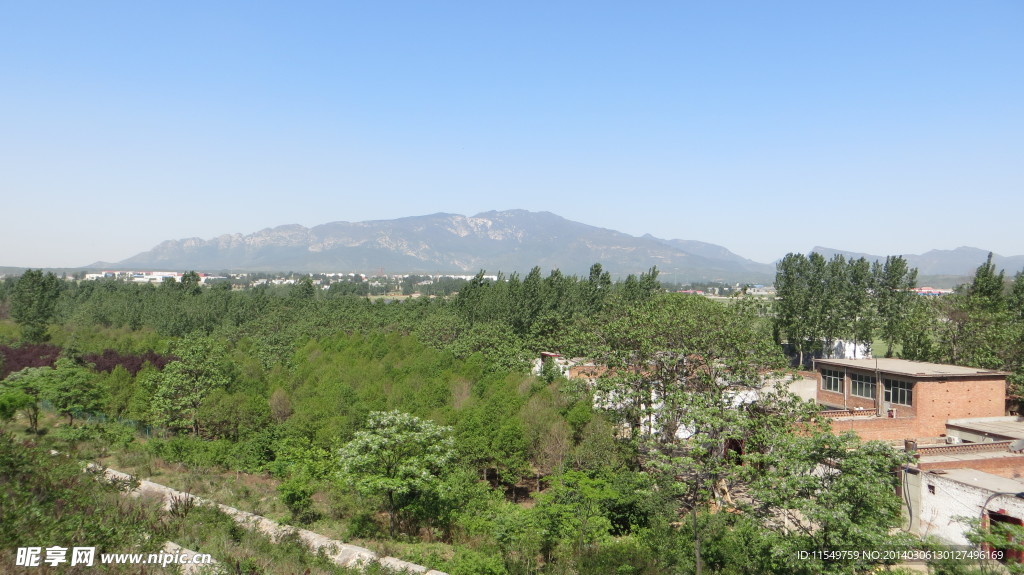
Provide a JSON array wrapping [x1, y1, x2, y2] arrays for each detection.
[[2, 2, 1021, 268]]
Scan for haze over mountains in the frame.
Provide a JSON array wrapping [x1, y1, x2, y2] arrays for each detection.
[[78, 210, 1021, 283], [97, 210, 774, 283]]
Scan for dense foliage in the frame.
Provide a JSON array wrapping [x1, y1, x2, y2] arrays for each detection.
[[0, 263, 958, 574], [774, 253, 917, 365], [773, 252, 1024, 397]]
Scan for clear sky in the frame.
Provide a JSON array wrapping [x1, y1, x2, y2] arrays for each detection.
[[2, 1, 1021, 268]]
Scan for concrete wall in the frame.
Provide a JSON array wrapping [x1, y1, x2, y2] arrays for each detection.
[[904, 469, 1024, 545]]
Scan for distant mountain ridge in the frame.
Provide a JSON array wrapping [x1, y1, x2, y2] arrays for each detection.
[[85, 211, 1024, 283], [808, 246, 1024, 277], [100, 210, 775, 282]]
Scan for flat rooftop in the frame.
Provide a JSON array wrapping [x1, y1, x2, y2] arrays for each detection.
[[919, 450, 1024, 467], [947, 417, 1024, 440], [813, 358, 1008, 378], [931, 468, 1024, 494]]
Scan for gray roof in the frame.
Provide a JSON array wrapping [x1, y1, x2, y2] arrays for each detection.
[[947, 417, 1024, 440], [813, 358, 1008, 378], [931, 468, 1024, 494], [918, 450, 1024, 466]]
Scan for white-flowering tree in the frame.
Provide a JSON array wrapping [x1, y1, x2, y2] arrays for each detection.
[[337, 410, 455, 537]]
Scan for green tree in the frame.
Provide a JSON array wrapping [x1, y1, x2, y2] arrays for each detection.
[[967, 253, 1006, 312], [337, 410, 456, 537], [0, 388, 32, 424], [43, 358, 103, 425], [873, 255, 919, 357], [774, 253, 815, 367], [149, 336, 229, 435], [899, 295, 940, 361], [935, 257, 1023, 397], [964, 517, 1024, 574], [745, 429, 917, 575], [0, 433, 160, 562], [0, 367, 51, 432], [180, 271, 202, 296], [595, 294, 784, 447], [10, 269, 62, 343], [530, 470, 617, 563], [290, 276, 317, 301], [820, 254, 849, 356], [99, 365, 135, 419], [846, 257, 877, 356]]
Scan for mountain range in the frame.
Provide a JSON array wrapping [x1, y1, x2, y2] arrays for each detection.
[[86, 210, 1021, 284], [94, 211, 773, 282]]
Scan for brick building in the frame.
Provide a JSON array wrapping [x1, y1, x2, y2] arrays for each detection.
[[813, 358, 1008, 441]]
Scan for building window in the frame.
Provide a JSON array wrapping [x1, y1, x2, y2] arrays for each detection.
[[884, 378, 914, 406], [850, 373, 876, 399], [821, 369, 843, 393]]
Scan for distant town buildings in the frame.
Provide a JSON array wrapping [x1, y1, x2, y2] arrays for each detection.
[[912, 286, 954, 296], [83, 270, 225, 284]]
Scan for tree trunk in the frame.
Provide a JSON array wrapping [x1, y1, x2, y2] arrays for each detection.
[[387, 491, 397, 538], [693, 504, 703, 575]]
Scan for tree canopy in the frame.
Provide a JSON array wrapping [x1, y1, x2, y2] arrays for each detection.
[[337, 410, 456, 537]]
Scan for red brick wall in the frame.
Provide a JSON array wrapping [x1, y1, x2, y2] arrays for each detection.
[[819, 370, 1006, 441], [918, 456, 1024, 480], [827, 417, 917, 441], [913, 377, 1006, 437], [568, 365, 606, 380]]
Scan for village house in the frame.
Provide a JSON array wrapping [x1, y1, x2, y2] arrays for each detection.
[[547, 352, 1024, 551], [899, 426, 1024, 557], [813, 358, 1008, 442], [809, 358, 1024, 552]]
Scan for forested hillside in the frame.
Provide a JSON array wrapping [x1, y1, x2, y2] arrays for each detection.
[[1, 262, 991, 574]]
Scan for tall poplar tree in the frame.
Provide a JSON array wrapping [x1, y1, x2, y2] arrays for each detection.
[[873, 256, 918, 357]]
